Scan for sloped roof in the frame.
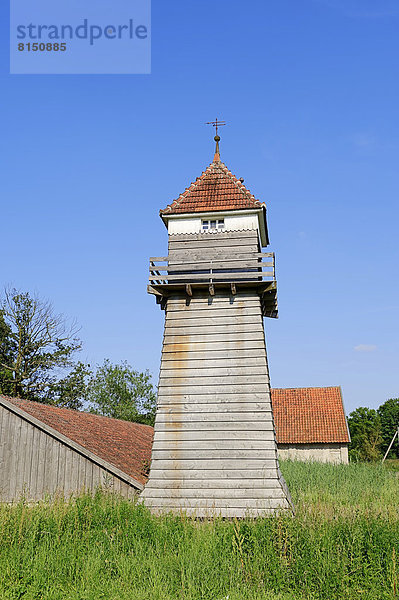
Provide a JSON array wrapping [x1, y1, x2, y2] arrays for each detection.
[[271, 387, 350, 444], [1, 388, 349, 487], [160, 157, 264, 216], [1, 396, 154, 486]]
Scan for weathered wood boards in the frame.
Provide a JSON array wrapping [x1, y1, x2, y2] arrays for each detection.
[[0, 400, 140, 502], [148, 230, 278, 318], [149, 231, 276, 290], [142, 240, 292, 516]]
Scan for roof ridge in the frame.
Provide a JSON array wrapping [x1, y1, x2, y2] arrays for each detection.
[[0, 395, 153, 431], [272, 386, 341, 391]]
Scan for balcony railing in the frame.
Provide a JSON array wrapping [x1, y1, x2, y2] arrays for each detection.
[[149, 253, 275, 287]]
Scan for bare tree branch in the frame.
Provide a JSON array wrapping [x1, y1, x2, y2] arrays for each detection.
[[0, 287, 82, 401]]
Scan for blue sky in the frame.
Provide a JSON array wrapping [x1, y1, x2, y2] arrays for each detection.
[[1, 0, 398, 413]]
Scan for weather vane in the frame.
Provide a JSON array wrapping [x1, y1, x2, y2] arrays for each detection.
[[205, 118, 226, 137]]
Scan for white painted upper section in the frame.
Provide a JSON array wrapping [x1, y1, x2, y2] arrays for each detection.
[[168, 217, 202, 235], [166, 210, 267, 246]]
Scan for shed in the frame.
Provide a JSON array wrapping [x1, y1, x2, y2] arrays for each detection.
[[0, 395, 153, 502], [271, 387, 350, 464]]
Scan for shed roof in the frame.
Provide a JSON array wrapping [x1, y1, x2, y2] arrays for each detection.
[[0, 396, 154, 486], [271, 387, 350, 444]]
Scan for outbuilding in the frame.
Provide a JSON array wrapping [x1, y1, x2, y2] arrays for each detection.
[[0, 395, 153, 502], [272, 386, 350, 464]]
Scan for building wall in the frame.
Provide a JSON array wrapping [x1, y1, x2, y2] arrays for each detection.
[[142, 229, 292, 517], [278, 443, 349, 464], [0, 405, 139, 502]]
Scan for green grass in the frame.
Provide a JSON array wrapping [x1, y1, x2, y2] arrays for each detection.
[[0, 461, 398, 600], [281, 459, 399, 519], [384, 459, 399, 472]]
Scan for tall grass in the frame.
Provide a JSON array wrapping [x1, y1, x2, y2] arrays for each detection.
[[0, 461, 398, 600], [281, 459, 399, 518]]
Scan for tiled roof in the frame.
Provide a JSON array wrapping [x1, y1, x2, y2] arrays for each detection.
[[1, 387, 349, 486], [160, 157, 264, 216], [1, 396, 154, 486], [271, 387, 350, 444]]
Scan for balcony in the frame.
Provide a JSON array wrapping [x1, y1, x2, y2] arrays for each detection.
[[148, 252, 278, 317]]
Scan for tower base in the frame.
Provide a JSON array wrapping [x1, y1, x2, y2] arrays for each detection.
[[141, 290, 293, 517]]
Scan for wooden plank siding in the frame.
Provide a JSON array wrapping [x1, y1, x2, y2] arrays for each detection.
[[142, 230, 293, 516], [149, 230, 278, 319], [0, 402, 140, 502], [151, 230, 272, 288]]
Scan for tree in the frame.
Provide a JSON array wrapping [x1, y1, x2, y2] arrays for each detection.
[[49, 361, 91, 410], [347, 407, 383, 462], [0, 288, 83, 405], [0, 309, 16, 396], [87, 360, 156, 425], [378, 398, 399, 458]]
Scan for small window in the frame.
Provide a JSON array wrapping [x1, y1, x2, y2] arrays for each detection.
[[202, 218, 224, 231]]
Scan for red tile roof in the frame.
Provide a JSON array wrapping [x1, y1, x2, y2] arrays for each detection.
[[160, 157, 264, 216], [271, 387, 350, 444], [2, 387, 349, 486], [1, 396, 154, 486]]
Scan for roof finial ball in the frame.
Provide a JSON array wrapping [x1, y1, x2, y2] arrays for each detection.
[[206, 118, 226, 162]]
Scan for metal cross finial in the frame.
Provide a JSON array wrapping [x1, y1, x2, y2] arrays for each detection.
[[205, 118, 226, 137]]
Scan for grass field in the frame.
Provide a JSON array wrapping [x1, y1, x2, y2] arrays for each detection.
[[0, 461, 398, 600]]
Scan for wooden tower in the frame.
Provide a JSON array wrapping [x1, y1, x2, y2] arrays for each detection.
[[141, 133, 293, 517]]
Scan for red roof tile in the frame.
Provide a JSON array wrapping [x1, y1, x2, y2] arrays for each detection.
[[1, 396, 153, 485], [271, 387, 350, 444], [160, 157, 264, 216]]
